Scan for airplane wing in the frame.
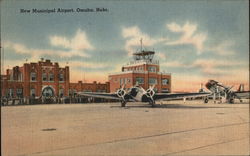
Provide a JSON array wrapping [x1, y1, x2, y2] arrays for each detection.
[[78, 92, 121, 100], [154, 92, 211, 101], [234, 91, 250, 99]]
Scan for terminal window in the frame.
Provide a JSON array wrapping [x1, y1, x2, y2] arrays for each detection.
[[16, 88, 23, 97], [136, 77, 144, 84], [49, 73, 54, 81], [30, 88, 36, 97], [30, 72, 36, 81], [59, 89, 64, 97], [8, 88, 14, 97], [120, 78, 124, 84], [162, 79, 169, 85], [42, 73, 47, 81], [149, 78, 157, 85], [59, 73, 64, 81], [148, 66, 156, 72]]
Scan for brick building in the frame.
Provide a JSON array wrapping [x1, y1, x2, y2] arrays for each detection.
[[109, 50, 171, 93], [1, 59, 109, 104], [69, 81, 109, 95]]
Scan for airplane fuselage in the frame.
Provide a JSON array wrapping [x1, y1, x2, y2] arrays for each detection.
[[205, 79, 250, 103], [127, 86, 151, 102]]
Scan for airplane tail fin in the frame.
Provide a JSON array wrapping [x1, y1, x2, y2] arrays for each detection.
[[199, 83, 205, 93], [237, 84, 244, 92]]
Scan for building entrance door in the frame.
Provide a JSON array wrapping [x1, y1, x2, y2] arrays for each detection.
[[42, 86, 55, 98], [42, 86, 55, 104]]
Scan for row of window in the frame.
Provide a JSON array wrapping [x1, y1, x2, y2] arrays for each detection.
[[135, 78, 169, 85], [113, 77, 169, 85], [136, 77, 169, 85], [123, 66, 157, 72], [148, 66, 157, 72], [120, 78, 131, 84], [30, 73, 64, 82], [5, 88, 23, 97], [4, 88, 64, 97], [135, 77, 158, 84], [124, 66, 144, 72]]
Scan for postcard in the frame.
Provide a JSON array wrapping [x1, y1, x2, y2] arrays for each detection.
[[1, 0, 249, 156]]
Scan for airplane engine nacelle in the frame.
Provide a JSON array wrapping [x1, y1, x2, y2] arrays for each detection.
[[117, 88, 126, 99], [146, 88, 155, 98], [145, 88, 155, 102]]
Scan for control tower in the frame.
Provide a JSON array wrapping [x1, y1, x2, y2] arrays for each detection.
[[109, 40, 171, 93]]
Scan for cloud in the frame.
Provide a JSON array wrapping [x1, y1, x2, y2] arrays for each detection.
[[166, 21, 207, 54], [155, 52, 167, 60], [161, 61, 185, 68], [190, 59, 247, 75], [4, 29, 94, 61], [161, 58, 247, 76], [50, 29, 94, 51], [122, 26, 168, 55], [69, 61, 110, 69], [206, 40, 235, 55]]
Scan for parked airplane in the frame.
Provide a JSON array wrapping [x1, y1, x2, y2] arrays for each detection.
[[78, 84, 210, 107], [205, 80, 250, 103]]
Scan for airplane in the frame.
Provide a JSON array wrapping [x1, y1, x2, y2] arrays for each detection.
[[78, 84, 211, 107], [204, 80, 250, 103]]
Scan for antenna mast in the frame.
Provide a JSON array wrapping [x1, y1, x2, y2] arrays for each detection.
[[140, 38, 142, 52]]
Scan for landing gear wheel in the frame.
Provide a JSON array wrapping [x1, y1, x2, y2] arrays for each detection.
[[204, 98, 208, 103], [150, 100, 156, 108], [240, 100, 243, 103], [121, 101, 126, 107], [229, 98, 234, 104]]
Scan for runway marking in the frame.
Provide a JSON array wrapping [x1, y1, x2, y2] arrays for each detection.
[[163, 137, 248, 155], [29, 121, 249, 155], [41, 128, 57, 131]]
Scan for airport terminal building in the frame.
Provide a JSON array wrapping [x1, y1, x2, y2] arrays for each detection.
[[1, 59, 109, 104], [108, 50, 171, 93]]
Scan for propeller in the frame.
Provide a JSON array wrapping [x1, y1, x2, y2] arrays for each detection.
[[116, 84, 126, 100], [135, 81, 139, 87], [146, 84, 156, 99], [223, 86, 233, 97], [223, 85, 241, 102]]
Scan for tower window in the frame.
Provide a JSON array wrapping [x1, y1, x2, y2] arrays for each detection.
[[136, 77, 144, 84], [49, 73, 54, 81], [42, 73, 47, 81], [30, 88, 36, 97], [16, 88, 23, 97], [30, 72, 36, 81], [149, 78, 157, 85], [59, 88, 64, 97], [8, 88, 14, 97], [59, 73, 64, 81], [148, 66, 157, 72], [162, 79, 169, 85]]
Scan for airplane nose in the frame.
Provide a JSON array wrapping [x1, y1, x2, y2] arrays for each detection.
[[205, 82, 212, 89]]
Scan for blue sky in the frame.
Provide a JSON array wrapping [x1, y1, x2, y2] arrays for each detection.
[[1, 0, 249, 91]]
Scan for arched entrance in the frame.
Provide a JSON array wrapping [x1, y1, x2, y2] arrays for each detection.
[[41, 86, 55, 103]]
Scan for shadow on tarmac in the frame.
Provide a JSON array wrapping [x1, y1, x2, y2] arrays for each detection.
[[111, 104, 228, 109]]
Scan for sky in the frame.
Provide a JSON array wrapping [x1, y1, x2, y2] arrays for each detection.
[[1, 0, 249, 91]]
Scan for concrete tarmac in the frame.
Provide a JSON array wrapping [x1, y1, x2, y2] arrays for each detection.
[[1, 100, 249, 156]]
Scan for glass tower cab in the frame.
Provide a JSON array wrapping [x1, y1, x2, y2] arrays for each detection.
[[133, 50, 155, 62]]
